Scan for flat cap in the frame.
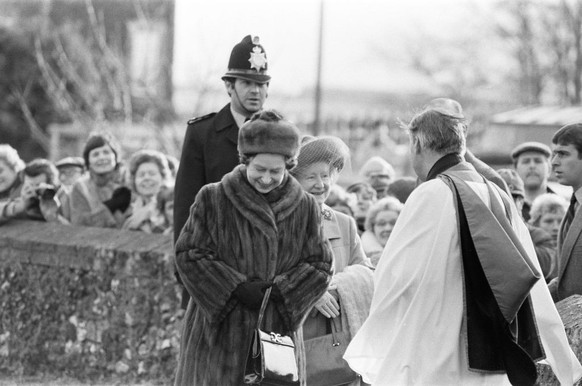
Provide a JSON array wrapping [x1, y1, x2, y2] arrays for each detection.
[[511, 141, 551, 160], [55, 156, 85, 169]]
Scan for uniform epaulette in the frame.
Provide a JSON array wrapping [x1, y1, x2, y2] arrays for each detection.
[[187, 112, 216, 125]]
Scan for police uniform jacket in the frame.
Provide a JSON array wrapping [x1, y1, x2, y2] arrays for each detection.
[[173, 103, 239, 243]]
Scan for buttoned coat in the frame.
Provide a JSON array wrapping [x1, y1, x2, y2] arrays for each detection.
[[552, 204, 582, 301], [323, 205, 369, 274], [173, 103, 239, 242], [303, 205, 370, 340], [174, 165, 333, 386]]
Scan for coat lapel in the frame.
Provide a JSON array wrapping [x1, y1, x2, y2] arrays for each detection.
[[558, 210, 582, 279], [213, 104, 239, 146], [322, 205, 341, 241]]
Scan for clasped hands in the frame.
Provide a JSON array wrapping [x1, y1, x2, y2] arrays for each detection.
[[233, 280, 274, 310]]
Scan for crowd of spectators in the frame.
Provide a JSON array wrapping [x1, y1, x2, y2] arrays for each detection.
[[0, 131, 175, 236], [0, 131, 572, 278]]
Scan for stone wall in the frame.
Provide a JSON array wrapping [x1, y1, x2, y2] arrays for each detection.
[[0, 219, 181, 383], [2, 220, 582, 384], [537, 294, 582, 385]]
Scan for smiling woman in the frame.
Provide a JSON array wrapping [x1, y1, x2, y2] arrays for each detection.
[[173, 109, 333, 385], [122, 149, 172, 233], [291, 135, 373, 386], [69, 131, 131, 228]]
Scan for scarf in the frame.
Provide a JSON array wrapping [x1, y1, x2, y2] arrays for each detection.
[[439, 165, 543, 385]]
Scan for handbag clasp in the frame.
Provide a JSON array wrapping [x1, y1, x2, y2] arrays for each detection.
[[269, 332, 283, 343]]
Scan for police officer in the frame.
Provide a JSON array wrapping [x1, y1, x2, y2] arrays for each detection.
[[173, 35, 270, 308]]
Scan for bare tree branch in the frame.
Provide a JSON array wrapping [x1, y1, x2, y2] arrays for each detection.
[[12, 86, 51, 153]]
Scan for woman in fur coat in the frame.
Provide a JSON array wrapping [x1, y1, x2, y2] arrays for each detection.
[[174, 110, 333, 386]]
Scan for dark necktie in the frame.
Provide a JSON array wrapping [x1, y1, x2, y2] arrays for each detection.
[[563, 193, 578, 236]]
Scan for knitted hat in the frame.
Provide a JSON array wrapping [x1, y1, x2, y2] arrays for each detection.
[[222, 35, 270, 84], [292, 136, 350, 177], [238, 110, 300, 159], [82, 131, 120, 168], [497, 168, 525, 198]]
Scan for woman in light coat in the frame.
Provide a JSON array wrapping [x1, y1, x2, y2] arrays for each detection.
[[292, 136, 373, 386]]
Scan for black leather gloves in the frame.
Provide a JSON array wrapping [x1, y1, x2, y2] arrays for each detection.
[[103, 187, 132, 214], [233, 280, 273, 310]]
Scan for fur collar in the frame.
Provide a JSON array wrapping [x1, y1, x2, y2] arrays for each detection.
[[222, 165, 305, 233]]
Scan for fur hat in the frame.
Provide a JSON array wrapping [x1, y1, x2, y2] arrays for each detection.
[[238, 110, 300, 159], [292, 136, 350, 177]]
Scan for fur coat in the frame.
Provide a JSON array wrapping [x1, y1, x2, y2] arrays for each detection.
[[174, 165, 333, 386]]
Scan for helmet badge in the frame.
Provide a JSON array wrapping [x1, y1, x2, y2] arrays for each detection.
[[249, 46, 267, 72]]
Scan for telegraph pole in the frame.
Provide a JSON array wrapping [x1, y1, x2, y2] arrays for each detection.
[[313, 0, 324, 135]]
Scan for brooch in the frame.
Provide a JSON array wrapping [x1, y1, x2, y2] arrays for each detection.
[[322, 208, 333, 221]]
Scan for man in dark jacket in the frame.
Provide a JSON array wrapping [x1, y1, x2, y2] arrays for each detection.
[[173, 35, 270, 307]]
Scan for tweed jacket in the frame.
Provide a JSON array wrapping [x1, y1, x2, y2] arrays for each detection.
[[174, 165, 333, 386], [68, 172, 124, 228], [173, 103, 239, 242], [552, 193, 582, 301]]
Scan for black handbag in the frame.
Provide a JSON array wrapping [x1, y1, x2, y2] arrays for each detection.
[[244, 287, 300, 385], [304, 314, 358, 386]]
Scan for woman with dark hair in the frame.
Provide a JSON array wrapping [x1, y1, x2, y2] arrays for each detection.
[[1, 154, 68, 223], [122, 149, 171, 233], [69, 131, 131, 228], [174, 110, 333, 385]]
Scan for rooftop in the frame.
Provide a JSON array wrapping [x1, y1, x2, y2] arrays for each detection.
[[491, 105, 582, 127]]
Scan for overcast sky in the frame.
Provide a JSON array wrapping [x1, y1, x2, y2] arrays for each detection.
[[173, 0, 496, 96]]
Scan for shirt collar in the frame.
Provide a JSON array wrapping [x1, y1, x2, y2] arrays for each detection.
[[229, 105, 248, 129], [426, 153, 464, 181]]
